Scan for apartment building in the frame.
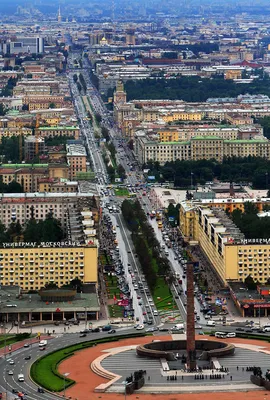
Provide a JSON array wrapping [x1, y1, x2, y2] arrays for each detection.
[[36, 126, 80, 139], [179, 202, 270, 286], [0, 163, 69, 192], [66, 143, 87, 180], [0, 244, 97, 291], [135, 133, 270, 165], [0, 192, 97, 231], [38, 178, 78, 193], [0, 127, 32, 142]]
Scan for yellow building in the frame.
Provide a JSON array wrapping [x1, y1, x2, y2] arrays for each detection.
[[225, 69, 242, 80], [162, 111, 202, 123], [0, 244, 98, 291], [38, 178, 78, 192], [37, 126, 80, 139], [180, 201, 270, 285], [0, 163, 69, 192]]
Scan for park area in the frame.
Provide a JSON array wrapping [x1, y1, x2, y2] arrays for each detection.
[[114, 187, 129, 197]]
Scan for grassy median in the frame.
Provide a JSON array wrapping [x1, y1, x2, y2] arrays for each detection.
[[30, 333, 146, 392]]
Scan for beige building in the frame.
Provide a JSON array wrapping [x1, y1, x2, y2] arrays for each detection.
[[0, 192, 97, 232], [0, 163, 69, 192], [135, 133, 270, 165], [37, 126, 80, 139], [38, 178, 78, 193], [66, 143, 87, 180]]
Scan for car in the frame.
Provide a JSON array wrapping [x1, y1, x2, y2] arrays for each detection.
[[25, 355, 31, 360], [80, 328, 91, 334], [37, 388, 45, 393], [79, 333, 87, 337], [136, 324, 144, 330], [8, 370, 13, 375], [108, 329, 116, 334], [9, 360, 14, 365], [159, 328, 169, 332], [236, 327, 245, 332], [40, 347, 46, 351], [195, 325, 202, 329], [23, 343, 29, 348]]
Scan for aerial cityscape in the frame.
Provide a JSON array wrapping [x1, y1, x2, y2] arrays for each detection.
[[2, 1, 270, 399]]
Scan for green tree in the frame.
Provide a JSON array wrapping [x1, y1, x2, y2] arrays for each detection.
[[24, 219, 42, 242], [40, 213, 63, 242], [44, 282, 58, 289], [117, 164, 126, 180], [0, 103, 6, 116], [0, 222, 8, 244], [244, 275, 257, 290], [49, 102, 56, 109]]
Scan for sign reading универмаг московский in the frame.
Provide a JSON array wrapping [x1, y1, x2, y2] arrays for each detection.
[[1, 241, 81, 248]]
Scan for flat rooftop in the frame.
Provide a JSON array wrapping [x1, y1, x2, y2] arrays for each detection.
[[0, 286, 99, 313]]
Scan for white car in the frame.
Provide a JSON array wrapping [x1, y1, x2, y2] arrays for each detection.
[[9, 360, 14, 365], [8, 370, 13, 375], [136, 324, 144, 330]]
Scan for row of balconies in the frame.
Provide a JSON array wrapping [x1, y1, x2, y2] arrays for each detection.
[[0, 253, 84, 259], [9, 267, 84, 273], [238, 260, 265, 264], [7, 272, 85, 282], [7, 262, 85, 269], [238, 250, 264, 256]]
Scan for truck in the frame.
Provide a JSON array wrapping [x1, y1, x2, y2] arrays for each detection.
[[172, 323, 184, 331]]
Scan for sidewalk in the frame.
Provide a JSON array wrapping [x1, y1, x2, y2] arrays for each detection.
[[0, 335, 52, 358]]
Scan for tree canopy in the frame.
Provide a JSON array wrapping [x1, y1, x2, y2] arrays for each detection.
[[0, 213, 64, 245], [122, 75, 270, 102], [144, 156, 270, 189], [229, 202, 270, 239]]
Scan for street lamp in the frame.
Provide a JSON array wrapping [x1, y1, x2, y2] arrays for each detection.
[[190, 172, 194, 190], [63, 372, 70, 398]]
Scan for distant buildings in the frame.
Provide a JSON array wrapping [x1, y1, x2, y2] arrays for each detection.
[[2, 37, 44, 55]]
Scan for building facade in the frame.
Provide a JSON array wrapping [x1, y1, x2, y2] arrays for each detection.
[[135, 134, 270, 165], [180, 201, 270, 285], [0, 243, 97, 291]]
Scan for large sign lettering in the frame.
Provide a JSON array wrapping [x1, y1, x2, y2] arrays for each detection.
[[240, 239, 270, 245], [2, 241, 81, 248]]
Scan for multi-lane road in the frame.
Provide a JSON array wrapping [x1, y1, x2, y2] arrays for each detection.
[[0, 329, 138, 400]]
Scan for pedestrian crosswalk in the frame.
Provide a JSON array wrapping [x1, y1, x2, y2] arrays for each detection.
[[218, 348, 270, 371], [101, 349, 161, 373]]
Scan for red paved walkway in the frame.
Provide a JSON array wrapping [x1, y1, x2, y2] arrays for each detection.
[[0, 335, 51, 357], [58, 335, 270, 400]]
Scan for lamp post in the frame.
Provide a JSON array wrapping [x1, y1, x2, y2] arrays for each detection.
[[84, 306, 87, 330], [190, 172, 194, 190], [63, 372, 70, 398]]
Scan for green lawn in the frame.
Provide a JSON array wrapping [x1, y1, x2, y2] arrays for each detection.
[[0, 333, 31, 349], [114, 187, 129, 196], [152, 277, 174, 311], [108, 304, 124, 318], [31, 334, 146, 392]]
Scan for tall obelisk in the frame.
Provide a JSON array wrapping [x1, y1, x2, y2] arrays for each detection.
[[186, 261, 196, 370]]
